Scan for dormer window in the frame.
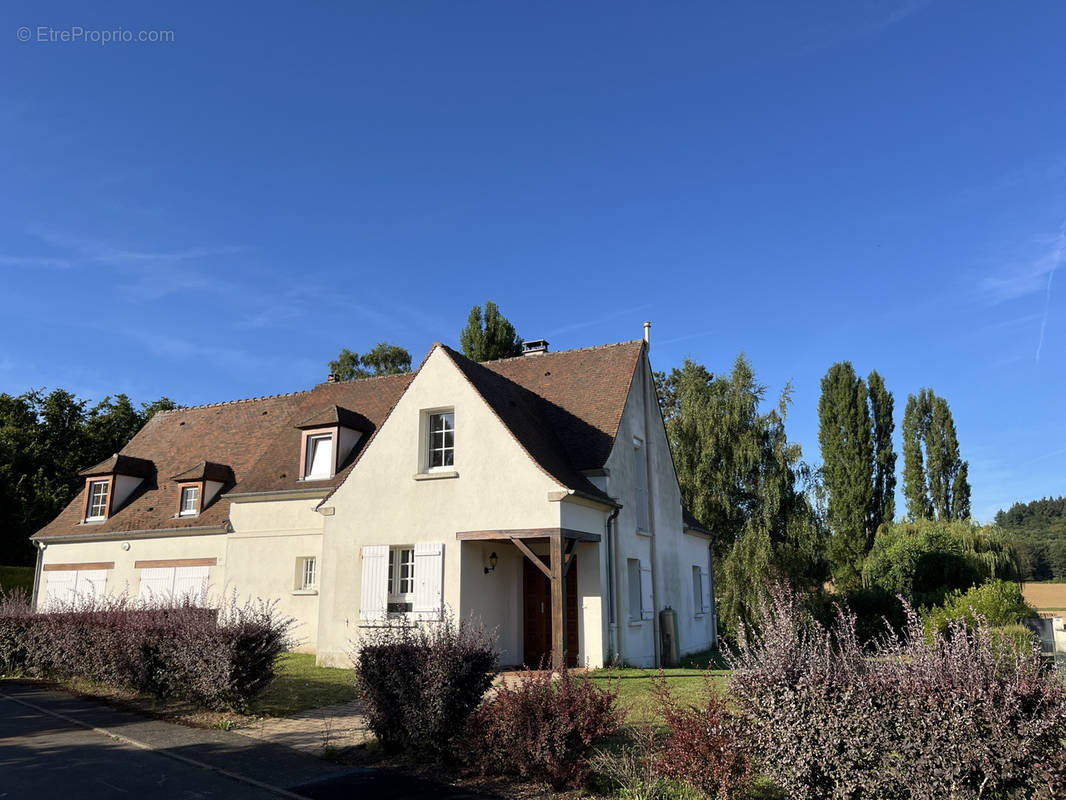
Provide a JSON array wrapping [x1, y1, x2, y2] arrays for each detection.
[[179, 485, 201, 516], [86, 480, 111, 521], [78, 453, 155, 524], [294, 405, 370, 482], [305, 433, 335, 480]]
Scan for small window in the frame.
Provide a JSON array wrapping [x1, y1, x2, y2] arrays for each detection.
[[305, 433, 334, 479], [387, 546, 415, 613], [179, 485, 200, 516], [86, 480, 110, 521], [693, 566, 703, 614], [634, 438, 649, 532], [299, 557, 317, 589], [426, 412, 455, 469], [627, 558, 642, 621]]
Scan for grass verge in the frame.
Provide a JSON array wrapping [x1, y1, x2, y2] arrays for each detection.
[[0, 566, 34, 594]]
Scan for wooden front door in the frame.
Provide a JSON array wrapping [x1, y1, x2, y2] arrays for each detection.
[[523, 552, 578, 668]]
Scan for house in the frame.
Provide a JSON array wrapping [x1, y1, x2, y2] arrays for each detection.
[[30, 333, 717, 669]]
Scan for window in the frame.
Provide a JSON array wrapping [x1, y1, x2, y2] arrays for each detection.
[[387, 546, 415, 613], [426, 412, 455, 469], [627, 558, 642, 621], [693, 566, 703, 614], [86, 480, 110, 521], [634, 438, 649, 532], [299, 557, 317, 590], [305, 433, 334, 479], [179, 485, 200, 516]]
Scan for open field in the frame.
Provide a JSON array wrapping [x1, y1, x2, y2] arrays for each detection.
[[1022, 582, 1066, 617]]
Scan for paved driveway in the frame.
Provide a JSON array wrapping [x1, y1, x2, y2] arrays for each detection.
[[0, 682, 496, 800]]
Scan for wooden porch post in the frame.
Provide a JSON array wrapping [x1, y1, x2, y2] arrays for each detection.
[[550, 531, 565, 670]]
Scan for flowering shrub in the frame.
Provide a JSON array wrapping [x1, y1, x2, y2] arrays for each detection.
[[728, 584, 1066, 800], [651, 673, 751, 800], [353, 616, 498, 759], [0, 589, 293, 710], [467, 668, 623, 789]]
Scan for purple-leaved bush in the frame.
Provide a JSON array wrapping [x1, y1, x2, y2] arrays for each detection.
[[727, 584, 1066, 800], [0, 589, 293, 710]]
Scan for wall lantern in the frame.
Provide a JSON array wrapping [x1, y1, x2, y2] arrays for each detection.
[[484, 551, 498, 574]]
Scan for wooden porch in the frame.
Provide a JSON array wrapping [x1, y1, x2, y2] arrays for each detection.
[[455, 527, 601, 669]]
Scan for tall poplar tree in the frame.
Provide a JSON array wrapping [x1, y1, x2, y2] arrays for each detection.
[[867, 370, 897, 531], [902, 388, 971, 521], [459, 301, 523, 362], [818, 362, 874, 591]]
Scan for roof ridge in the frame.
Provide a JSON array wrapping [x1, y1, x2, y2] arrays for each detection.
[[311, 371, 414, 388], [156, 389, 311, 413], [481, 339, 643, 366]]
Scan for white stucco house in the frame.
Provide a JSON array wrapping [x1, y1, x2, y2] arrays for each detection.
[[31, 334, 717, 669]]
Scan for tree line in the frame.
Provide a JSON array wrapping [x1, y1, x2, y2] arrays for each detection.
[[995, 495, 1066, 581], [0, 391, 176, 565]]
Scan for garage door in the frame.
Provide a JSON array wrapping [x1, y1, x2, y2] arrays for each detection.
[[138, 565, 210, 604], [44, 569, 108, 610]]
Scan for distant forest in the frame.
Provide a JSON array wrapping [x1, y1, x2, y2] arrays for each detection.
[[995, 496, 1066, 580]]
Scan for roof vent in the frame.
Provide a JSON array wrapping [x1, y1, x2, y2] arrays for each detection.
[[326, 372, 339, 383], [522, 339, 549, 356]]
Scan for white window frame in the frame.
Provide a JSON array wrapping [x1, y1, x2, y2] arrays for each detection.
[[86, 480, 110, 521], [304, 432, 335, 479], [179, 485, 200, 516], [299, 556, 317, 590], [425, 411, 455, 471], [387, 545, 415, 614]]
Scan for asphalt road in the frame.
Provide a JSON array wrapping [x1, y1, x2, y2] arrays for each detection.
[[0, 683, 496, 800]]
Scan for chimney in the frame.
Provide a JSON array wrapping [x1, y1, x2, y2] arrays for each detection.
[[522, 339, 549, 356], [643, 321, 651, 346]]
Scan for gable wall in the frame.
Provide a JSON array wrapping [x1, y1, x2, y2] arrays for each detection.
[[603, 348, 713, 666], [316, 347, 569, 666]]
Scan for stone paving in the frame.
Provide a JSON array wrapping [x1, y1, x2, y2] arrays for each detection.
[[236, 699, 373, 755]]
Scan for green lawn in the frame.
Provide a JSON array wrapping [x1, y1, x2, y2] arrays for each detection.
[[254, 649, 731, 723], [251, 652, 359, 717], [0, 566, 33, 594]]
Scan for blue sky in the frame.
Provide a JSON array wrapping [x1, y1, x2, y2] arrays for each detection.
[[1, 1, 1064, 523]]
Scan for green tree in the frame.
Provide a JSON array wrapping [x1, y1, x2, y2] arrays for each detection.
[[0, 389, 177, 566], [657, 355, 826, 638], [328, 342, 412, 380], [818, 362, 874, 591], [867, 370, 896, 530], [903, 389, 971, 521], [863, 518, 1019, 608], [459, 301, 523, 362]]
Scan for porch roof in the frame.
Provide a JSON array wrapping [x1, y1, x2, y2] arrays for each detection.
[[455, 527, 600, 543]]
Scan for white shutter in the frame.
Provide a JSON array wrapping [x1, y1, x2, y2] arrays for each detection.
[[75, 570, 108, 603], [700, 567, 711, 614], [44, 571, 77, 610], [139, 567, 175, 604], [639, 559, 654, 620], [173, 566, 210, 604], [360, 545, 389, 623], [413, 542, 444, 621]]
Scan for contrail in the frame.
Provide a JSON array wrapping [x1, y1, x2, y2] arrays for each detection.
[[1035, 220, 1066, 363]]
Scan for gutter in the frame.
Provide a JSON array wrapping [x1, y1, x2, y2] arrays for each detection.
[[605, 505, 621, 660], [223, 487, 332, 503], [30, 523, 230, 546], [30, 541, 45, 612]]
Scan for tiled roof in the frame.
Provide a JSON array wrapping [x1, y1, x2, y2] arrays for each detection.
[[171, 460, 235, 484], [79, 453, 155, 479], [294, 404, 373, 432], [36, 392, 309, 540], [34, 341, 653, 540]]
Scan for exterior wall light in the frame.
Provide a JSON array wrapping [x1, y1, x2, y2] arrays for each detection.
[[484, 551, 498, 574]]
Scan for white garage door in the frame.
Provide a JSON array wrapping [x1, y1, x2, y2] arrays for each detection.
[[138, 566, 210, 605], [44, 569, 108, 610]]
